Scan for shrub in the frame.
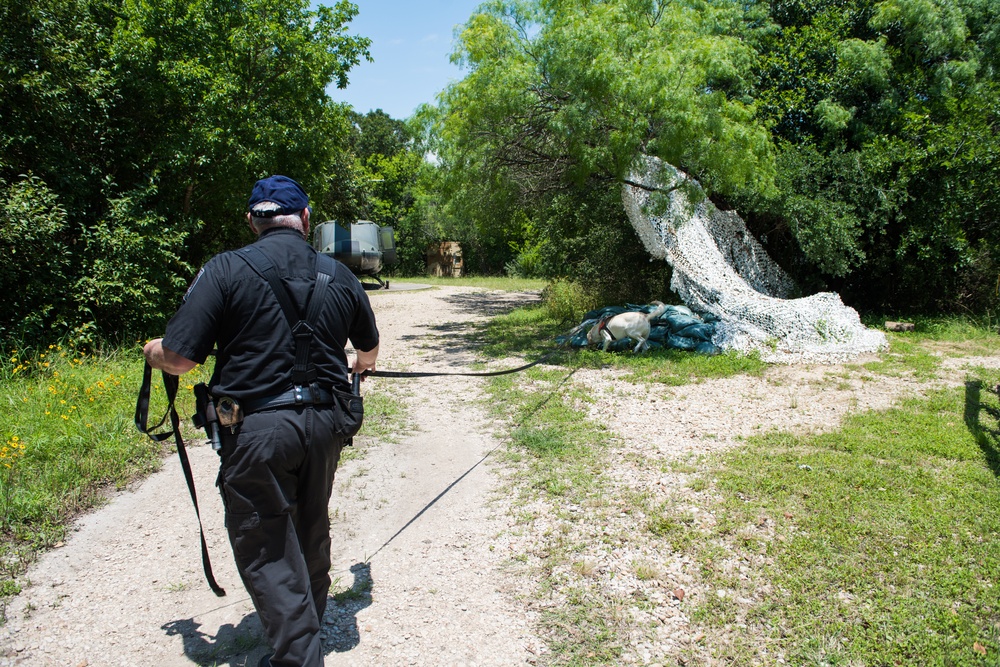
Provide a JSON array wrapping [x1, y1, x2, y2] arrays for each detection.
[[542, 279, 595, 323]]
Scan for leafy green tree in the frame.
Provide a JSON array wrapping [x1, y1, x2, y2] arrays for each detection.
[[0, 0, 370, 345], [427, 0, 1000, 312], [739, 0, 1000, 311], [426, 0, 775, 294], [440, 0, 774, 196], [350, 109, 412, 159], [109, 0, 371, 253], [327, 109, 431, 275], [0, 0, 117, 217]]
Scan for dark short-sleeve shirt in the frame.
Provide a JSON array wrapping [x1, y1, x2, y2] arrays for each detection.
[[162, 227, 379, 398]]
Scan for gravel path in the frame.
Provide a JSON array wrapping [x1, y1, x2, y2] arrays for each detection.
[[1, 284, 997, 667], [0, 285, 545, 667]]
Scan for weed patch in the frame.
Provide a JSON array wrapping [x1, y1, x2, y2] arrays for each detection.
[[0, 345, 169, 604]]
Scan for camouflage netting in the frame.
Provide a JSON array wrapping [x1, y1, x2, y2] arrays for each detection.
[[621, 155, 887, 363]]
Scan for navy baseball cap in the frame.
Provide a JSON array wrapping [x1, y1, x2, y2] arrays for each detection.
[[247, 175, 310, 217]]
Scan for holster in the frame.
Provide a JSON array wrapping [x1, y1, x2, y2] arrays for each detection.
[[191, 383, 222, 450]]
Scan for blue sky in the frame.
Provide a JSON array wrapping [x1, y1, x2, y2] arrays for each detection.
[[325, 1, 485, 120]]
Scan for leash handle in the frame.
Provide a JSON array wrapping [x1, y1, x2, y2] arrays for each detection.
[[135, 361, 226, 597], [134, 361, 173, 441]]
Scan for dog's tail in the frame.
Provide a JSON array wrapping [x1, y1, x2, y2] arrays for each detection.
[[645, 301, 668, 321]]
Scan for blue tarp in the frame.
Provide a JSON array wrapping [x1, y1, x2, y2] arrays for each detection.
[[555, 303, 721, 355]]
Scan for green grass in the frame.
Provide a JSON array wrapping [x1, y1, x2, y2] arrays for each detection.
[[478, 302, 1000, 665], [477, 302, 769, 665], [0, 343, 169, 599], [862, 315, 1000, 379], [486, 367, 625, 664], [685, 369, 1000, 666], [341, 385, 408, 463]]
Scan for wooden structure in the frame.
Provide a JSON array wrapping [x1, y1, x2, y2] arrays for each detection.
[[426, 242, 464, 277]]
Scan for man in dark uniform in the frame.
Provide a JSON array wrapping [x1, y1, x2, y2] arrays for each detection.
[[144, 175, 379, 667]]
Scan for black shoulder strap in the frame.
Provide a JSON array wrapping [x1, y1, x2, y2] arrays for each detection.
[[236, 245, 336, 386], [135, 362, 226, 597]]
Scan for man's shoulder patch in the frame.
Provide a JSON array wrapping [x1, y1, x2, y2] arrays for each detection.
[[183, 267, 206, 302]]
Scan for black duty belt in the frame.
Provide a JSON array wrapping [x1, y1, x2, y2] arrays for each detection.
[[242, 386, 335, 414]]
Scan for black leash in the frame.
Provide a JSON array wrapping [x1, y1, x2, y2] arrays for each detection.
[[130, 349, 557, 595], [134, 361, 226, 597], [363, 351, 559, 378]]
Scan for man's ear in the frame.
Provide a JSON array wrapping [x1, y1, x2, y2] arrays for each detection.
[[247, 212, 258, 235], [301, 207, 310, 240]]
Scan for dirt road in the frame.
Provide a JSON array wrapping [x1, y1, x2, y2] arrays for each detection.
[[4, 283, 996, 667], [0, 284, 545, 667]]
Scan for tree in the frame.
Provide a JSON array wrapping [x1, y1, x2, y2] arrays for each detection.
[[429, 0, 1000, 312], [0, 0, 371, 345], [327, 109, 433, 275], [427, 0, 774, 291], [737, 0, 1000, 311], [109, 0, 371, 253]]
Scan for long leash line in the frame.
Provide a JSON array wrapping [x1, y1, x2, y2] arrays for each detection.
[[134, 350, 559, 595], [362, 350, 559, 379], [344, 364, 579, 573]]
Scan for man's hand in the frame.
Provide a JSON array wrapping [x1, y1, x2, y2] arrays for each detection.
[[352, 344, 379, 379], [144, 338, 198, 376]]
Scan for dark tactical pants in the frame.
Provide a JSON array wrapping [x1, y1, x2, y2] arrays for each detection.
[[218, 405, 344, 667]]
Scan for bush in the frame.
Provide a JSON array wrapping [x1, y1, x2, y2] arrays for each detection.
[[542, 279, 595, 324], [75, 185, 190, 340], [0, 176, 75, 344], [536, 186, 676, 307]]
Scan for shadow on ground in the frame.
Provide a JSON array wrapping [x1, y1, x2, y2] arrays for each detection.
[[964, 380, 1000, 477], [392, 290, 547, 361], [163, 562, 374, 665], [441, 290, 542, 319]]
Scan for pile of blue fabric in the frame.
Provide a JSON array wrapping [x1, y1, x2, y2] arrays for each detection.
[[555, 302, 722, 355]]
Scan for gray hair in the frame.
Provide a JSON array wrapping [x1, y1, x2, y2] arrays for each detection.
[[250, 201, 305, 233]]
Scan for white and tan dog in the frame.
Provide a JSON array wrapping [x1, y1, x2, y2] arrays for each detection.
[[587, 301, 667, 353]]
